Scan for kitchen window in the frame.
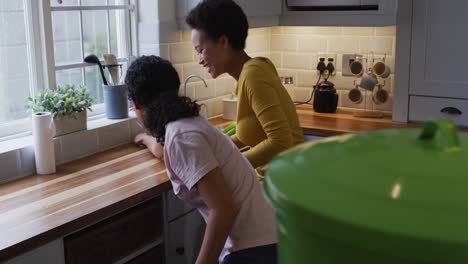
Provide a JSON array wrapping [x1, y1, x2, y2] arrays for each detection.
[[48, 0, 135, 116], [0, 0, 38, 140], [0, 0, 136, 140]]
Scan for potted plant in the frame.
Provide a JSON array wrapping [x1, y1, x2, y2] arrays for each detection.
[[27, 85, 94, 137]]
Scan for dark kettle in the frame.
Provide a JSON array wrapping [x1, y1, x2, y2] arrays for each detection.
[[313, 80, 338, 113]]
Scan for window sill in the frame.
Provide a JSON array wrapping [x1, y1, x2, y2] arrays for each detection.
[[0, 112, 145, 184], [0, 112, 140, 155]]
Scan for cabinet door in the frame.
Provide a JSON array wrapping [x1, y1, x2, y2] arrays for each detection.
[[280, 0, 397, 26], [166, 210, 206, 264], [64, 197, 163, 264], [176, 0, 281, 29], [410, 0, 468, 99], [235, 0, 281, 17]]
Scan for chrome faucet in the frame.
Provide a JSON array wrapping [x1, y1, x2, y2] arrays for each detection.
[[184, 74, 208, 97]]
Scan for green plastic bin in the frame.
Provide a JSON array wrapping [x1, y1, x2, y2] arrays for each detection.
[[264, 120, 468, 264]]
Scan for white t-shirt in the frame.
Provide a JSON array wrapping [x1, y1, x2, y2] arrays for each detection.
[[164, 116, 277, 260]]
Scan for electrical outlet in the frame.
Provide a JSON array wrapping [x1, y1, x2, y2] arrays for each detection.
[[317, 53, 337, 76], [342, 54, 363, 76]]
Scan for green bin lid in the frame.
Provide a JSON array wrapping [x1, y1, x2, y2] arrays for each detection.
[[264, 119, 468, 262]]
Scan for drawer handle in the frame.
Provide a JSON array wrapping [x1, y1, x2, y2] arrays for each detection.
[[441, 107, 462, 115], [176, 246, 185, 255]]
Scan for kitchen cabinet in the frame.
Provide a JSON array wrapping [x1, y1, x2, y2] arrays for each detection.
[[64, 196, 164, 264], [165, 191, 206, 264], [175, 0, 282, 29], [280, 0, 397, 26], [408, 0, 468, 126]]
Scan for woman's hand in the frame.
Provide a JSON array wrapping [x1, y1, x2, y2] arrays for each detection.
[[134, 133, 164, 159]]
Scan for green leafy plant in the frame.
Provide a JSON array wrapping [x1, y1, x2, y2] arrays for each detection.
[[26, 85, 94, 118]]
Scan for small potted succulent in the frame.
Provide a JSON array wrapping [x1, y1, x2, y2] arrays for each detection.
[[26, 85, 94, 137]]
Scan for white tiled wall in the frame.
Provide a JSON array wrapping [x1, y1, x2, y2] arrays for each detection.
[[150, 27, 271, 117], [268, 26, 396, 112], [163, 26, 396, 114]]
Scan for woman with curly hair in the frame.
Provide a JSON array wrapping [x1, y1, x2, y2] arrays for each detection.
[[126, 55, 277, 264], [186, 0, 304, 178]]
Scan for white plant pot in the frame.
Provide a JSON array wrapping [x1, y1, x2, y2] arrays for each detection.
[[53, 111, 87, 137]]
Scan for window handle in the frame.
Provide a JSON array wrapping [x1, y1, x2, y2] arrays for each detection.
[[441, 107, 462, 115]]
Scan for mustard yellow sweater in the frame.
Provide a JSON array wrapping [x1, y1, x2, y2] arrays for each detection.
[[232, 57, 304, 175]]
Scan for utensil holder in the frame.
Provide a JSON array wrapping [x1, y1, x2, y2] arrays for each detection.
[[103, 84, 128, 119]]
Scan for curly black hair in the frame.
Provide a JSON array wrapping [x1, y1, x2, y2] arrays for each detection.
[[186, 0, 248, 50], [125, 56, 200, 144]]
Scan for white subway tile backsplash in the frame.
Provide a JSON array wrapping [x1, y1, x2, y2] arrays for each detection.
[[268, 52, 282, 68], [359, 37, 394, 55], [342, 27, 375, 36], [271, 35, 296, 52], [328, 37, 360, 53], [283, 53, 312, 70], [182, 30, 192, 42], [250, 52, 270, 58], [180, 83, 195, 98], [173, 64, 184, 85], [159, 44, 170, 60], [18, 146, 35, 176], [284, 27, 342, 36], [331, 73, 356, 90], [97, 121, 131, 151], [0, 151, 19, 183], [271, 27, 282, 34], [296, 70, 319, 87], [194, 79, 216, 100], [215, 76, 236, 96], [61, 129, 99, 163], [277, 69, 297, 81], [182, 63, 206, 82], [246, 36, 269, 54], [211, 97, 224, 116], [297, 37, 327, 52], [376, 26, 396, 36], [54, 137, 63, 165], [249, 28, 270, 36], [170, 43, 195, 64], [290, 87, 313, 102]]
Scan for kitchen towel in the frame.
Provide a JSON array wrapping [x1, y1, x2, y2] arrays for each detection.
[[32, 112, 56, 175]]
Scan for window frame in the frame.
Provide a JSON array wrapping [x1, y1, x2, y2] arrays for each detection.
[[47, 0, 136, 117], [0, 0, 137, 141]]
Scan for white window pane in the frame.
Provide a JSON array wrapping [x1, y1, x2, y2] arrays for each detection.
[[82, 10, 108, 58], [85, 66, 105, 104], [109, 0, 128, 5], [52, 11, 81, 65], [0, 1, 30, 124], [56, 68, 83, 88], [51, 0, 79, 7], [109, 10, 128, 58], [81, 0, 107, 6]]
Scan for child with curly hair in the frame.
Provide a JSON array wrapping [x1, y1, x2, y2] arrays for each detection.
[[126, 55, 277, 264]]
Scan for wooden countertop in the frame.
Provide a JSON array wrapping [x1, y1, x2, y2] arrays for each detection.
[[0, 144, 171, 261], [210, 104, 416, 137], [0, 106, 420, 260]]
